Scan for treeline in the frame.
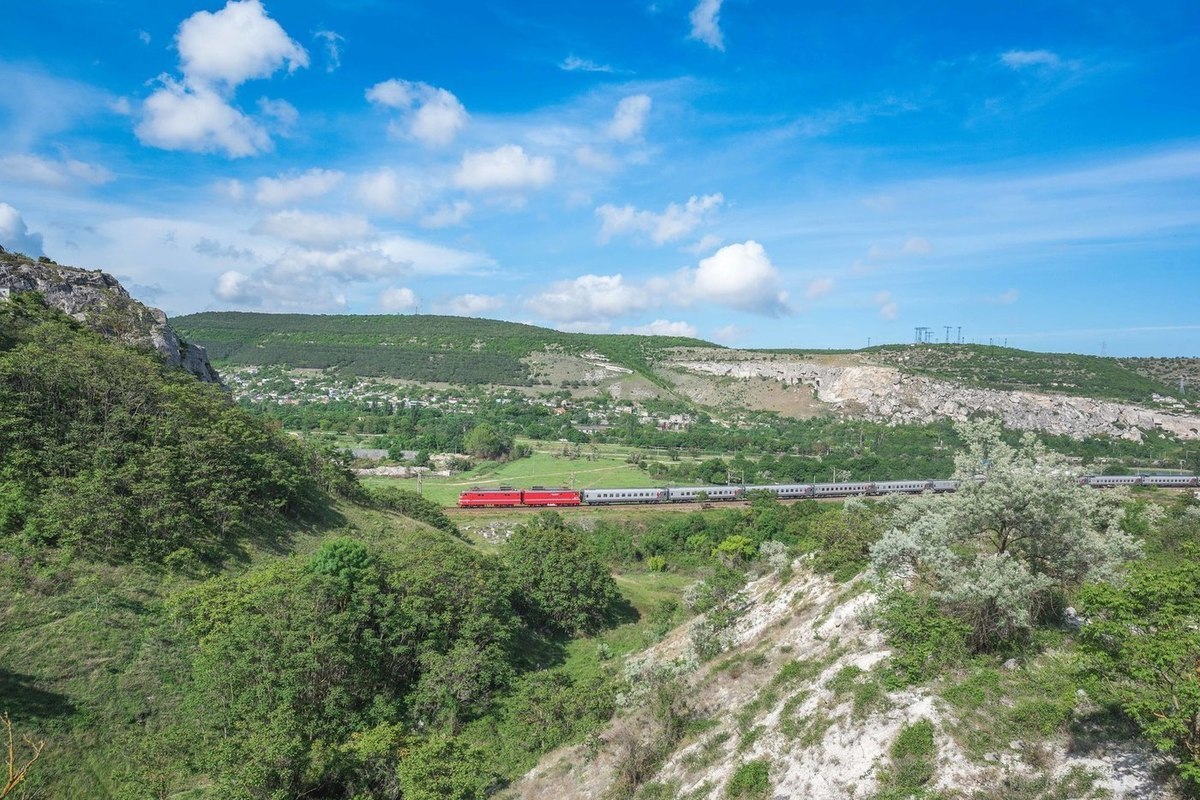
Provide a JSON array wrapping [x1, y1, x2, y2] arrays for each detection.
[[866, 344, 1180, 404], [174, 312, 719, 385], [0, 293, 357, 566]]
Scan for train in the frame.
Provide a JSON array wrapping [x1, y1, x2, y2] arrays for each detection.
[[456, 474, 1198, 508]]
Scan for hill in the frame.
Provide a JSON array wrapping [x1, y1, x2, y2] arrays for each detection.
[[173, 311, 721, 386]]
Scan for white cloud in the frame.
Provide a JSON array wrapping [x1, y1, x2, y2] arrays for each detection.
[[0, 154, 113, 187], [314, 30, 344, 73], [987, 288, 1020, 304], [379, 287, 418, 312], [0, 203, 45, 256], [421, 201, 472, 228], [254, 168, 344, 205], [213, 178, 247, 202], [1000, 49, 1061, 70], [136, 1, 306, 158], [214, 269, 256, 302], [560, 55, 614, 73], [438, 293, 504, 316], [804, 277, 835, 300], [712, 323, 749, 344], [176, 0, 307, 88], [137, 30, 152, 45], [903, 236, 933, 255], [137, 78, 271, 157], [691, 240, 789, 315], [356, 168, 422, 217], [689, 0, 725, 51], [684, 233, 723, 255], [194, 237, 256, 261], [366, 79, 467, 147], [575, 146, 619, 172], [251, 210, 370, 247], [258, 97, 298, 132], [607, 94, 652, 141], [455, 145, 555, 191], [526, 273, 662, 322], [874, 290, 900, 320], [597, 193, 723, 245], [621, 319, 699, 338]]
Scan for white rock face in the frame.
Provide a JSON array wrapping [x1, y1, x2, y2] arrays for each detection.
[[674, 358, 1200, 442], [0, 256, 220, 383]]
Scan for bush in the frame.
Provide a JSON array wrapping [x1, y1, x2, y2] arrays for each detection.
[[877, 591, 970, 686], [368, 485, 459, 536], [725, 759, 770, 798]]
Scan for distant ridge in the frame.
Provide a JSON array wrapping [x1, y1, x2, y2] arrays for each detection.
[[174, 310, 721, 386]]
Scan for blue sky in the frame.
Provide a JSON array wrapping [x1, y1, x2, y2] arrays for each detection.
[[1, 0, 1197, 356]]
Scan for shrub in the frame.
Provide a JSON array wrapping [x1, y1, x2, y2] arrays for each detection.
[[725, 759, 770, 798]]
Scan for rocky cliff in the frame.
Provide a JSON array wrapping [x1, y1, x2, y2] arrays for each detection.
[[672, 355, 1200, 442], [0, 252, 220, 383]]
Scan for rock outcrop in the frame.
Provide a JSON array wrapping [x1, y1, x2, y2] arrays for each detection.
[[673, 356, 1200, 442], [0, 254, 221, 383]]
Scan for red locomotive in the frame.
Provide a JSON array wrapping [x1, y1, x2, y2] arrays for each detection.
[[456, 487, 581, 508]]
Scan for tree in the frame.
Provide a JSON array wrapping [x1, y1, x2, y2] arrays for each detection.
[[462, 423, 509, 459], [1077, 553, 1200, 788], [504, 512, 620, 635], [870, 419, 1138, 650]]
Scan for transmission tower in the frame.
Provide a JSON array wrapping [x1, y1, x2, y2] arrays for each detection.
[[944, 325, 952, 344]]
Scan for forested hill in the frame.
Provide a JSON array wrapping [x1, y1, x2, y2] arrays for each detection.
[[173, 311, 720, 385]]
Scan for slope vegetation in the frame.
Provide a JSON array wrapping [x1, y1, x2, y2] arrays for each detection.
[[174, 311, 720, 386]]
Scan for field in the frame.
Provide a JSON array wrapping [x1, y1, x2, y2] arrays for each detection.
[[362, 450, 662, 506]]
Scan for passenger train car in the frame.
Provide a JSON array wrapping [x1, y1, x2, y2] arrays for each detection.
[[457, 474, 1197, 508]]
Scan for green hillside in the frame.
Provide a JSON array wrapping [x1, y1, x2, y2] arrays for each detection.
[[864, 343, 1182, 404], [174, 311, 721, 386]]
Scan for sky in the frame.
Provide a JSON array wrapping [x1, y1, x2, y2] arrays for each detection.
[[0, 1, 1198, 356]]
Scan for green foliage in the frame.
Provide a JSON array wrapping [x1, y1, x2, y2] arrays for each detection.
[[463, 422, 510, 459], [367, 485, 459, 536], [873, 719, 937, 798], [725, 759, 770, 799], [171, 537, 519, 796], [0, 299, 335, 565], [712, 534, 757, 564], [174, 311, 719, 386], [871, 419, 1139, 651], [395, 734, 496, 800], [1077, 550, 1200, 789], [868, 343, 1179, 404], [504, 512, 621, 635], [877, 591, 971, 686]]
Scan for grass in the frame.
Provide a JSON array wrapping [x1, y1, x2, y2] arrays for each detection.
[[725, 759, 771, 799], [364, 451, 660, 506]]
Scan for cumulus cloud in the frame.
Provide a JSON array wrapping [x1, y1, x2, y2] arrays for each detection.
[[560, 55, 614, 73], [691, 241, 789, 315], [379, 287, 418, 312], [596, 193, 723, 245], [526, 273, 663, 323], [0, 154, 113, 187], [253, 168, 344, 205], [176, 0, 307, 87], [136, 0, 307, 158], [438, 293, 504, 316], [621, 319, 699, 338], [689, 0, 725, 51], [314, 30, 344, 72], [251, 210, 370, 247], [0, 203, 45, 256], [607, 94, 652, 141], [1000, 49, 1061, 70], [214, 269, 257, 303], [684, 233, 723, 255], [356, 168, 423, 217], [804, 277, 835, 300], [137, 79, 271, 157], [454, 145, 554, 191], [421, 201, 472, 228], [366, 78, 467, 147], [875, 290, 899, 320]]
